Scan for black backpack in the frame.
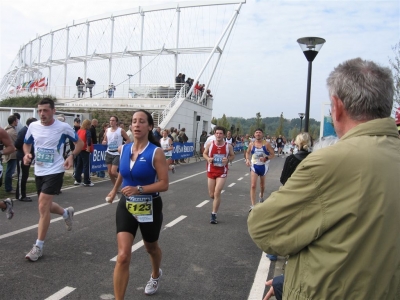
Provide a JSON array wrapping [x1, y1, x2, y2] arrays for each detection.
[[280, 152, 310, 185]]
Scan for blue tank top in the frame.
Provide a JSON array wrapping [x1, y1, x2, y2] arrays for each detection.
[[119, 142, 159, 196], [250, 141, 270, 166]]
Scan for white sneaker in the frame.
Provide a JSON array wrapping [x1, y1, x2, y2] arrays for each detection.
[[2, 198, 14, 220], [73, 181, 81, 185], [64, 207, 74, 231], [145, 269, 162, 295], [171, 165, 175, 174], [83, 183, 94, 187], [25, 245, 43, 262]]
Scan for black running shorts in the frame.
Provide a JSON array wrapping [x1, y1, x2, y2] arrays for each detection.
[[116, 195, 163, 243], [35, 172, 64, 196]]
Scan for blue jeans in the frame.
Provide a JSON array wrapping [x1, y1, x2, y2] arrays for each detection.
[[5, 159, 17, 192], [74, 151, 91, 184]]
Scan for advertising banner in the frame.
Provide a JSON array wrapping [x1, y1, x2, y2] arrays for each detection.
[[172, 142, 194, 159], [90, 144, 108, 171], [234, 142, 243, 152]]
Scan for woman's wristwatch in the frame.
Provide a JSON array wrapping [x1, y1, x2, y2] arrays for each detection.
[[137, 185, 143, 194]]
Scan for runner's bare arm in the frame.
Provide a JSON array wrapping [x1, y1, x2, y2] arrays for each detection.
[[121, 129, 130, 142], [266, 142, 275, 159], [227, 144, 235, 163], [203, 143, 213, 164]]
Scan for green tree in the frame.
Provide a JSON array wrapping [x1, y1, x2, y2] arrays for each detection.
[[275, 112, 284, 136], [211, 117, 218, 125], [290, 126, 299, 140], [217, 114, 230, 130], [389, 42, 400, 107]]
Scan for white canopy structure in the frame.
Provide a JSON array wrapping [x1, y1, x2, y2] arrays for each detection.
[[0, 0, 245, 142]]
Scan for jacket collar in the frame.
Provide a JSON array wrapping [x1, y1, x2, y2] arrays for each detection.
[[340, 118, 398, 141]]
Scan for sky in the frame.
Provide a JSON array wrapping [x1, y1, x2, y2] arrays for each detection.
[[1, 0, 399, 121]]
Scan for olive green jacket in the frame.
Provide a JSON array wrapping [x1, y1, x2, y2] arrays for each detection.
[[248, 118, 400, 300]]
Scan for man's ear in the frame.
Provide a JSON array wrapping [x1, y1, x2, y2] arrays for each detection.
[[331, 96, 344, 121]]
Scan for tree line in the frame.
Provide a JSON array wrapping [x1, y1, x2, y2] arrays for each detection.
[[211, 112, 321, 140]]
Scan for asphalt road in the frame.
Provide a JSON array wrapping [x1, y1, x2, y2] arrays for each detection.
[[0, 154, 286, 300]]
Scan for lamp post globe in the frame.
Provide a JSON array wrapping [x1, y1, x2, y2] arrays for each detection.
[[298, 113, 305, 132], [297, 37, 326, 132]]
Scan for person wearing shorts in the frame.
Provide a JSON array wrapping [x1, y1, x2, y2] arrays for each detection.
[[203, 126, 235, 224], [160, 129, 175, 173], [106, 110, 169, 298], [276, 135, 285, 157], [23, 98, 84, 261], [246, 128, 275, 211], [102, 115, 130, 185]]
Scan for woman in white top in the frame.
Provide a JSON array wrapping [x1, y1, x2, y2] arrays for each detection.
[[160, 129, 175, 173]]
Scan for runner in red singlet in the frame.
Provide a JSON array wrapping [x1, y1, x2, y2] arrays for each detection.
[[203, 126, 235, 224]]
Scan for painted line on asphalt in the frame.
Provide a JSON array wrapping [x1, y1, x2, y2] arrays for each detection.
[[110, 240, 144, 262], [110, 215, 187, 261], [0, 170, 204, 241], [196, 200, 209, 208], [247, 252, 269, 300], [0, 202, 119, 240], [228, 183, 236, 187], [238, 177, 243, 181], [165, 215, 187, 227], [221, 190, 225, 194], [44, 286, 76, 300]]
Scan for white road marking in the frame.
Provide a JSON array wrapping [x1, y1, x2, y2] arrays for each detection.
[[0, 202, 118, 240], [247, 252, 269, 300], [110, 215, 187, 261], [165, 215, 187, 227], [0, 171, 204, 241], [221, 190, 225, 194], [44, 286, 76, 300], [228, 183, 236, 187], [196, 200, 209, 208], [245, 173, 249, 176], [110, 240, 144, 262], [238, 177, 243, 181]]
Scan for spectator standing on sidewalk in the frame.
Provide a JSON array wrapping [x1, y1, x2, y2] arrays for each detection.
[[4, 115, 18, 193], [74, 119, 94, 186], [248, 58, 400, 299], [0, 126, 16, 219], [15, 117, 37, 202]]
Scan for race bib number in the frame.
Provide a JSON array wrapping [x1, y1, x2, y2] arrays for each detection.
[[213, 154, 225, 167], [36, 148, 55, 167], [126, 195, 153, 223], [108, 141, 118, 151]]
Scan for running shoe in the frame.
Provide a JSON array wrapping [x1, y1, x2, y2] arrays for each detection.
[[266, 254, 278, 261], [2, 198, 14, 220], [19, 197, 32, 202], [249, 205, 254, 212], [73, 181, 81, 185], [258, 195, 264, 203], [25, 245, 43, 262], [64, 207, 74, 231], [171, 165, 175, 174], [83, 183, 94, 187], [210, 213, 218, 224], [144, 268, 162, 295]]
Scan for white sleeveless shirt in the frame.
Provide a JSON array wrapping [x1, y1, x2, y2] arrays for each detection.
[[106, 127, 123, 155]]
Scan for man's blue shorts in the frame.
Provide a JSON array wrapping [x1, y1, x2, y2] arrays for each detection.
[[250, 164, 269, 176]]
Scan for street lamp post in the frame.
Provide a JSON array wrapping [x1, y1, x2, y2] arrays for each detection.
[[297, 37, 326, 132], [127, 74, 133, 97], [298, 112, 305, 132]]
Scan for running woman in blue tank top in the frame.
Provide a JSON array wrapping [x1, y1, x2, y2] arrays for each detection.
[[245, 128, 275, 211], [106, 110, 169, 298]]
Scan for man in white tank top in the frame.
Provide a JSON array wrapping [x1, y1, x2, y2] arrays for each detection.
[[102, 116, 130, 185]]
